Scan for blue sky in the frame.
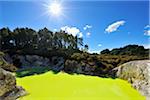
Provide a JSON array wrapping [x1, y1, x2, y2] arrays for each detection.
[[0, 0, 149, 53]]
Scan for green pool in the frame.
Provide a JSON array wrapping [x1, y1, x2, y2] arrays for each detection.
[[17, 72, 145, 100]]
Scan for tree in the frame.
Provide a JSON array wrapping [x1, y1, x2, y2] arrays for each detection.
[[100, 49, 110, 54], [0, 27, 14, 50], [13, 28, 37, 50], [100, 45, 149, 56], [84, 44, 89, 52], [38, 27, 53, 50]]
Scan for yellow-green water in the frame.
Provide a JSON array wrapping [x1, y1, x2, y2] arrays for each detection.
[[17, 72, 145, 100]]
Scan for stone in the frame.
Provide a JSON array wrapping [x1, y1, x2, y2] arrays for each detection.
[[0, 67, 26, 100], [0, 55, 17, 72], [115, 60, 150, 99], [4, 54, 66, 72]]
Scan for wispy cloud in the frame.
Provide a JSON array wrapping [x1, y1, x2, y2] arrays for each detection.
[[98, 44, 102, 47], [53, 29, 57, 32], [61, 26, 83, 37], [83, 24, 92, 37], [83, 25, 92, 30], [144, 30, 150, 36], [105, 20, 125, 33], [86, 32, 91, 37], [145, 25, 150, 29], [144, 25, 150, 36], [78, 32, 83, 38], [143, 44, 150, 49]]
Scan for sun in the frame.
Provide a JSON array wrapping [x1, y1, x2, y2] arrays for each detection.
[[48, 2, 62, 16], [43, 1, 66, 19]]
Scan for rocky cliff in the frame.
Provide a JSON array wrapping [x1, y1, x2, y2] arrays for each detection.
[[115, 60, 150, 99], [4, 54, 115, 77], [0, 53, 26, 100], [4, 54, 64, 72], [0, 67, 26, 100]]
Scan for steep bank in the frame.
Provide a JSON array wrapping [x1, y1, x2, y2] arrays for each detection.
[[115, 60, 150, 99], [5, 53, 148, 78], [0, 53, 26, 100], [0, 67, 26, 100]]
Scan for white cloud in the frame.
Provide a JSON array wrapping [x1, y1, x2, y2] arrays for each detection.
[[144, 25, 150, 36], [98, 44, 102, 47], [143, 44, 150, 49], [78, 32, 83, 38], [86, 32, 91, 37], [145, 25, 150, 29], [83, 25, 92, 30], [61, 26, 83, 37], [53, 29, 57, 32], [105, 20, 125, 33], [144, 30, 150, 36]]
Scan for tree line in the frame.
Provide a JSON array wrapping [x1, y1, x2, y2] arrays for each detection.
[[100, 45, 149, 57], [0, 27, 149, 78], [1, 27, 148, 57], [0, 27, 85, 56]]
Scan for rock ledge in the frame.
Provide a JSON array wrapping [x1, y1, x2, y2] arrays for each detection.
[[115, 60, 150, 99], [0, 67, 26, 100]]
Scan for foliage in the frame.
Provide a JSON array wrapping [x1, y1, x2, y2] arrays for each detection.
[[100, 49, 110, 54], [15, 45, 149, 78], [83, 44, 89, 52], [100, 45, 149, 57], [0, 27, 149, 78], [0, 27, 83, 57], [16, 67, 51, 77], [64, 60, 79, 74], [64, 51, 148, 78]]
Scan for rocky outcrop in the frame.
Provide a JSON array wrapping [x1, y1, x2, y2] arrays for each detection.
[[0, 67, 26, 100], [115, 60, 150, 99], [0, 54, 17, 72], [4, 54, 65, 72], [64, 60, 103, 76], [14, 55, 52, 68], [50, 56, 64, 72]]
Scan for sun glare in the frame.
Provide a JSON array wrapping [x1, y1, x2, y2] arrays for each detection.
[[43, 1, 68, 20], [48, 2, 62, 16]]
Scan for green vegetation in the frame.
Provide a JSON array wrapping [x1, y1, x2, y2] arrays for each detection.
[[100, 45, 149, 57], [0, 27, 149, 78], [17, 72, 145, 100], [0, 27, 148, 99], [0, 27, 83, 57], [15, 51, 148, 78], [64, 52, 148, 78], [16, 67, 51, 77]]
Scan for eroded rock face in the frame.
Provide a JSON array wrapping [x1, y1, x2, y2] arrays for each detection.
[[115, 60, 150, 99], [64, 60, 101, 76], [0, 67, 26, 100], [0, 55, 17, 72], [12, 55, 52, 68], [4, 54, 65, 72]]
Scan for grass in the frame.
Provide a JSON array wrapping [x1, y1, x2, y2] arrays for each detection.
[[17, 71, 145, 100]]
